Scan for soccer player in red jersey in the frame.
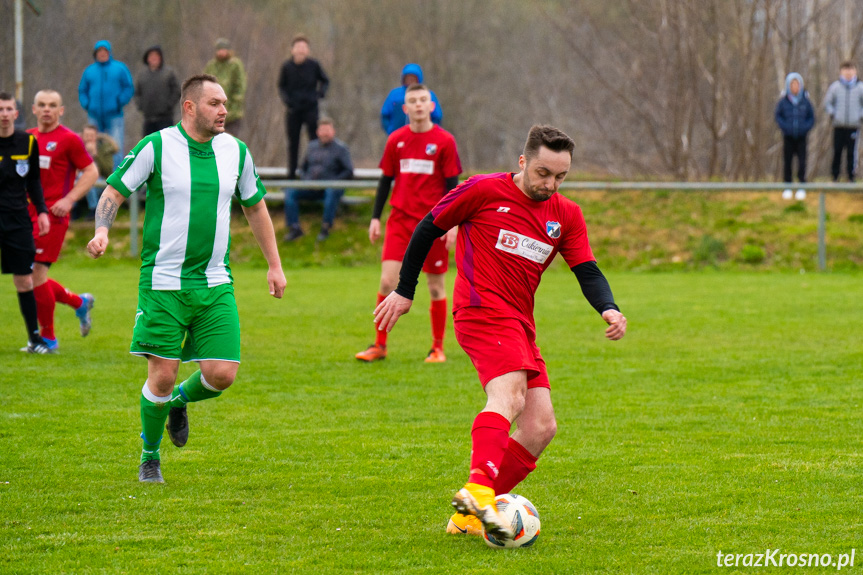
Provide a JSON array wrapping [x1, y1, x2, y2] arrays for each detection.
[[374, 125, 627, 540], [26, 90, 99, 351], [356, 83, 462, 363]]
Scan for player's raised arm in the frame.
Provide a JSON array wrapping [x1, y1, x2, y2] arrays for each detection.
[[87, 185, 126, 258], [571, 260, 626, 340]]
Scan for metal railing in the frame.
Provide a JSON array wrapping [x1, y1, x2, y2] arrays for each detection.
[[117, 174, 863, 271]]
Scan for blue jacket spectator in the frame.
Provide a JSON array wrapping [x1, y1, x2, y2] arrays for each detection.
[[78, 40, 133, 168], [775, 73, 814, 139], [380, 63, 442, 134]]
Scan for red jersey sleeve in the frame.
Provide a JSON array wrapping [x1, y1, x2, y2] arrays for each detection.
[[378, 133, 398, 178], [67, 132, 95, 171], [439, 134, 462, 179], [557, 202, 595, 268], [431, 175, 486, 230]]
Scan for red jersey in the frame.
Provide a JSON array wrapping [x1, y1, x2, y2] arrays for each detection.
[[431, 172, 595, 327], [379, 124, 461, 220], [26, 125, 93, 206]]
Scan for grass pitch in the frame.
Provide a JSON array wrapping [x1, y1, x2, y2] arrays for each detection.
[[2, 262, 861, 574]]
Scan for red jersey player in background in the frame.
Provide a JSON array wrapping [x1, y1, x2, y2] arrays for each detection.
[[26, 90, 98, 352], [374, 125, 627, 541], [356, 83, 462, 363]]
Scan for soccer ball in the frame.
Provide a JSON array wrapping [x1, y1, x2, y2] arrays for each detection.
[[483, 493, 541, 549]]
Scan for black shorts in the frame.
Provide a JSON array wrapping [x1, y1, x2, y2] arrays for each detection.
[[0, 210, 36, 275]]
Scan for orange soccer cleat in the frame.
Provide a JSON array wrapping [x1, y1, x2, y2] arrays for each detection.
[[355, 343, 387, 362], [451, 482, 514, 541], [446, 513, 483, 536], [424, 347, 446, 363]]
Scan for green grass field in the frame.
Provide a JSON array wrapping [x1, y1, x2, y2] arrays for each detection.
[[2, 260, 862, 574]]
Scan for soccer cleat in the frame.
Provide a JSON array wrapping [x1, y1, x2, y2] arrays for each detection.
[[355, 343, 387, 362], [76, 293, 95, 336], [166, 406, 189, 447], [283, 226, 304, 242], [21, 338, 57, 354], [424, 347, 446, 363], [782, 189, 793, 200], [138, 459, 165, 483], [451, 483, 514, 541], [795, 189, 807, 201], [446, 513, 483, 536]]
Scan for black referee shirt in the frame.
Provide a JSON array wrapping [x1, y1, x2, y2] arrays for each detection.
[[0, 130, 46, 215]]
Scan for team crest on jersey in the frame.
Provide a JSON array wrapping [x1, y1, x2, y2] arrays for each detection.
[[426, 144, 437, 155], [46, 142, 57, 151], [397, 141, 405, 148], [546, 221, 561, 239], [15, 159, 29, 177]]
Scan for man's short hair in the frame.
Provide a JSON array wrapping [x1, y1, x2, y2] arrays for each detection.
[[523, 125, 575, 161], [841, 60, 857, 70], [292, 34, 309, 47], [33, 89, 62, 105], [83, 123, 98, 132], [405, 83, 429, 94], [0, 91, 15, 103], [181, 74, 220, 104], [318, 116, 334, 127]]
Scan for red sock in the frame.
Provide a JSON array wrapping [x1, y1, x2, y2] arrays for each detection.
[[33, 282, 56, 340], [494, 438, 539, 494], [374, 293, 388, 347], [468, 411, 511, 489], [430, 298, 447, 350], [47, 279, 82, 309]]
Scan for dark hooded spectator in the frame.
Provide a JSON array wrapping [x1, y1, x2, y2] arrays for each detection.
[[78, 40, 133, 169], [774, 72, 814, 200], [135, 46, 181, 136], [380, 63, 443, 135]]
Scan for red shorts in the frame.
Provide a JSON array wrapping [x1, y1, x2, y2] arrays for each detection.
[[382, 209, 449, 274], [453, 306, 549, 389], [30, 207, 69, 264]]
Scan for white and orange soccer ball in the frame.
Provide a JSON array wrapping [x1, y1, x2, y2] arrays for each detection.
[[483, 493, 541, 549]]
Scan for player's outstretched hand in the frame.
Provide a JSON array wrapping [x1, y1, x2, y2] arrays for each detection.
[[601, 309, 627, 341], [87, 231, 109, 259], [374, 291, 412, 333], [368, 218, 381, 243], [268, 267, 287, 299]]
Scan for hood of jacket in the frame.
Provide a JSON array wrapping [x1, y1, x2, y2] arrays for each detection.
[[93, 40, 113, 61], [785, 72, 804, 94], [401, 63, 424, 85], [142, 45, 164, 68]]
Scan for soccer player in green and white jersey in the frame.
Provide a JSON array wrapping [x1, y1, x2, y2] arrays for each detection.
[[87, 74, 286, 483]]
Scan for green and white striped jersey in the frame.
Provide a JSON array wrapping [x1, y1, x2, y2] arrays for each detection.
[[107, 124, 266, 290]]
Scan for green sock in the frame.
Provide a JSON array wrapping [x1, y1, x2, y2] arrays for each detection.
[[140, 387, 172, 463], [169, 370, 222, 408]]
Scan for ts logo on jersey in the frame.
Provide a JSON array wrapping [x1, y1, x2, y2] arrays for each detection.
[[46, 142, 57, 151], [497, 206, 510, 213], [500, 233, 519, 249], [425, 144, 437, 155], [546, 221, 561, 239]]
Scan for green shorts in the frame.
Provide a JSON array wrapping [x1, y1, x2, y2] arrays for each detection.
[[130, 283, 241, 363]]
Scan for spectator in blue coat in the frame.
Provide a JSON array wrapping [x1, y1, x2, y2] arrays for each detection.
[[380, 63, 442, 135], [775, 72, 815, 200], [78, 40, 133, 169]]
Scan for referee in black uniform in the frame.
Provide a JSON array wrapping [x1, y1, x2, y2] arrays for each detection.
[[0, 91, 52, 353]]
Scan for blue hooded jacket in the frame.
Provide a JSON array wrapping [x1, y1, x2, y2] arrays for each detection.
[[380, 63, 443, 134], [775, 72, 815, 139], [78, 40, 134, 123]]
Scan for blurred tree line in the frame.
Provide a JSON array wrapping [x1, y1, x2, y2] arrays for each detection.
[[1, 0, 860, 179]]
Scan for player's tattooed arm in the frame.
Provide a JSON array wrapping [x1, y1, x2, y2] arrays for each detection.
[[94, 186, 126, 230]]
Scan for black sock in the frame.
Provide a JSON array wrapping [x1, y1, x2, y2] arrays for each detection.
[[17, 290, 41, 343]]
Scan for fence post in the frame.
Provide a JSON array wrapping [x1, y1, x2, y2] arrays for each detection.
[[818, 191, 826, 271]]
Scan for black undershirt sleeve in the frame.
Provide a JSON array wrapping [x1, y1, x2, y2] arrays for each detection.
[[572, 260, 620, 314], [372, 175, 394, 220], [394, 213, 447, 300], [444, 176, 459, 193]]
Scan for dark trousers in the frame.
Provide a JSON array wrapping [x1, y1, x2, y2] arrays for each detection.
[[782, 135, 807, 183], [143, 117, 174, 137], [286, 106, 319, 178], [831, 127, 858, 182]]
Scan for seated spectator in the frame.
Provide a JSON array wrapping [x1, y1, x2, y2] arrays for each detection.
[[284, 117, 353, 242], [77, 124, 118, 220]]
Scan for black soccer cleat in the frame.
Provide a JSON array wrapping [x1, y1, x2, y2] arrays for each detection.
[[166, 406, 189, 447], [138, 459, 165, 483]]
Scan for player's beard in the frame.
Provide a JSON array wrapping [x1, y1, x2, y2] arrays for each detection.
[[521, 171, 555, 202], [195, 114, 225, 138]]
